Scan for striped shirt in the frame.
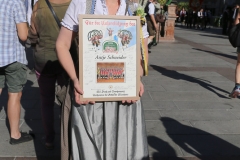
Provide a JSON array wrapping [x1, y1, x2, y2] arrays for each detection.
[[0, 0, 28, 67]]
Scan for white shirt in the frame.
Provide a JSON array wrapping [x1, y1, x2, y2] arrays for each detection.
[[27, 0, 38, 25], [180, 10, 186, 16], [148, 2, 155, 15], [62, 0, 149, 38]]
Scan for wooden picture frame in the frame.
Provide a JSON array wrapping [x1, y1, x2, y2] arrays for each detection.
[[79, 14, 140, 101]]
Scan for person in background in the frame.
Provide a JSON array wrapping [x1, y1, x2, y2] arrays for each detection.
[[197, 8, 204, 29], [204, 9, 212, 29], [145, 0, 158, 50], [152, 1, 161, 47], [229, 4, 239, 31], [28, 0, 72, 150], [229, 4, 240, 98], [192, 10, 198, 29], [0, 0, 33, 145], [222, 7, 230, 35], [187, 9, 193, 28], [180, 8, 186, 25]]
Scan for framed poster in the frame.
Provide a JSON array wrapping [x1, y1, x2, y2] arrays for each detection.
[[78, 15, 141, 101]]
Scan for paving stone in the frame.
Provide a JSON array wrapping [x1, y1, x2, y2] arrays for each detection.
[[16, 157, 60, 160], [190, 120, 240, 134], [20, 119, 61, 134], [142, 100, 159, 110], [0, 134, 60, 157], [147, 134, 183, 157], [159, 110, 239, 121], [146, 71, 231, 83], [21, 89, 40, 100], [21, 99, 41, 109], [157, 101, 177, 110], [150, 91, 220, 102], [174, 101, 239, 110], [1, 108, 60, 120], [144, 110, 161, 120], [146, 120, 197, 135], [141, 91, 153, 101], [15, 158, 38, 160], [144, 85, 166, 92], [172, 135, 240, 157], [229, 111, 240, 119], [0, 109, 6, 120]]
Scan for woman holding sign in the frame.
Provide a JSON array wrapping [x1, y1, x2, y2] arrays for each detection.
[[56, 0, 149, 159]]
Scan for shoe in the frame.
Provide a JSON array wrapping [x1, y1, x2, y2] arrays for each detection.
[[10, 132, 33, 145], [229, 86, 240, 98], [148, 50, 151, 53], [42, 137, 54, 150], [152, 42, 157, 46]]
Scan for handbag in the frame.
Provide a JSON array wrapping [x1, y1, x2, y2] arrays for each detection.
[[156, 14, 165, 23], [228, 23, 240, 48]]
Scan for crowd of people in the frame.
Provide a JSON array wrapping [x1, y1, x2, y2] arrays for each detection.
[[176, 7, 212, 30]]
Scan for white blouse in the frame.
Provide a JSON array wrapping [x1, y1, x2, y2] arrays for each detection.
[[62, 0, 149, 38]]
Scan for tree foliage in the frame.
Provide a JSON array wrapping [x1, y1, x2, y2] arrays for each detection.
[[177, 2, 189, 10], [158, 0, 167, 6]]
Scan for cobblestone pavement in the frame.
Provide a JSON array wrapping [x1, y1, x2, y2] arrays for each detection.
[[1, 26, 240, 160]]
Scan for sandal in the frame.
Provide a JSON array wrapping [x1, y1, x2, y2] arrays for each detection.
[[10, 132, 33, 145]]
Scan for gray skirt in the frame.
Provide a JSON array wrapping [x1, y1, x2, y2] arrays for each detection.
[[71, 100, 149, 160]]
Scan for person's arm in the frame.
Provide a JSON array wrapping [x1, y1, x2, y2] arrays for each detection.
[[148, 4, 158, 30], [56, 27, 86, 104], [16, 23, 28, 41], [234, 11, 240, 25], [56, 28, 78, 82], [14, 1, 28, 41]]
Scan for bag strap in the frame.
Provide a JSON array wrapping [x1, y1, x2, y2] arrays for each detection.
[[31, 0, 34, 9], [45, 0, 61, 28]]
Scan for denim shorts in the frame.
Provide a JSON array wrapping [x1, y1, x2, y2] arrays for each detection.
[[0, 62, 27, 93]]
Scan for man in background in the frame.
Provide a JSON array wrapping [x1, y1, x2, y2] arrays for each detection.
[[145, 0, 158, 51], [0, 0, 33, 144]]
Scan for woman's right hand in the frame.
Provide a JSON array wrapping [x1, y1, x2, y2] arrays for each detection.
[[72, 78, 95, 105], [73, 78, 95, 105]]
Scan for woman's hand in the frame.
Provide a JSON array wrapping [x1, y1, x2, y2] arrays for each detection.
[[72, 78, 95, 105], [122, 81, 144, 104]]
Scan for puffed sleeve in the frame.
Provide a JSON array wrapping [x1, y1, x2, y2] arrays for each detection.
[[61, 0, 86, 32]]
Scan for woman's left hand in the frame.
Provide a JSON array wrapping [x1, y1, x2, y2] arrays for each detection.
[[122, 81, 144, 104]]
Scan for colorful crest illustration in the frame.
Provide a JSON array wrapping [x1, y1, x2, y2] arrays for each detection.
[[88, 30, 103, 47], [117, 30, 133, 50]]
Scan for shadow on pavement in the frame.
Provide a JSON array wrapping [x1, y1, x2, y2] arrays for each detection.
[[175, 24, 223, 36], [150, 65, 230, 99], [192, 48, 237, 61], [158, 117, 240, 160], [148, 136, 185, 160], [199, 34, 228, 39], [22, 80, 61, 160], [1, 79, 61, 159]]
